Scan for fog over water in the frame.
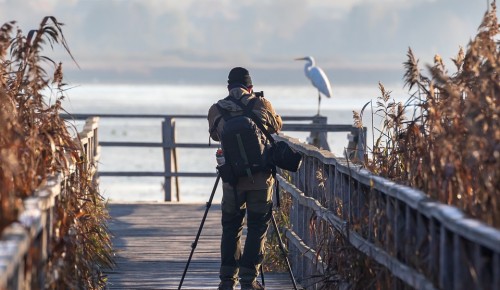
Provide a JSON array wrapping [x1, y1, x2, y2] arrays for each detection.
[[62, 83, 408, 202], [1, 0, 494, 85]]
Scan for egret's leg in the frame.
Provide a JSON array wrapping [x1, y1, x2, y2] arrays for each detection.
[[317, 91, 321, 115]]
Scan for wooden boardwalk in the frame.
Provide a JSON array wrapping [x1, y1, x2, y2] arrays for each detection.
[[105, 203, 298, 289]]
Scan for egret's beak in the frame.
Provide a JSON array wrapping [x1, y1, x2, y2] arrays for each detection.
[[294, 57, 306, 61]]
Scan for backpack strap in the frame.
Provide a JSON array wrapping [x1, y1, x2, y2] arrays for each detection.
[[228, 96, 276, 144], [208, 104, 233, 138], [209, 116, 222, 136]]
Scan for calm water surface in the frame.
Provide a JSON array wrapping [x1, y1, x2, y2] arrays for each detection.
[[60, 84, 407, 202]]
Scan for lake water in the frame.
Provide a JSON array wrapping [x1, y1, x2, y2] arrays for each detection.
[[60, 83, 407, 202]]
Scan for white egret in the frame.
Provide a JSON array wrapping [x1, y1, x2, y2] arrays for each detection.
[[295, 56, 333, 115]]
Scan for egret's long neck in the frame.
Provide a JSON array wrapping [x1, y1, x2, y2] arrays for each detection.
[[304, 59, 314, 78]]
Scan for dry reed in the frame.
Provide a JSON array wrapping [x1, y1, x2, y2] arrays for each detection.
[[354, 2, 499, 228], [0, 16, 113, 289]]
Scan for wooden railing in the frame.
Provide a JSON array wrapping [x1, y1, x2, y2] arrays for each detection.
[[63, 113, 366, 202], [275, 134, 500, 290], [79, 117, 100, 171], [0, 117, 99, 289], [16, 115, 496, 289]]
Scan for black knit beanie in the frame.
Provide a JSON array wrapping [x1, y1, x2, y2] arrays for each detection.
[[227, 67, 252, 87]]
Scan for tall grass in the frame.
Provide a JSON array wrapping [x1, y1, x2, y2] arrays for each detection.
[[0, 17, 113, 289], [354, 2, 499, 228]]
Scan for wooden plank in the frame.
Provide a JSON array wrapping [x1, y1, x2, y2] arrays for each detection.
[[105, 203, 300, 289]]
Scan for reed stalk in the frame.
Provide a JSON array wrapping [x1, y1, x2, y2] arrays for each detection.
[[0, 17, 113, 289]]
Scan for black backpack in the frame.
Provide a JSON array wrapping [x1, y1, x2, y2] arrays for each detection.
[[215, 96, 270, 184], [210, 93, 302, 212]]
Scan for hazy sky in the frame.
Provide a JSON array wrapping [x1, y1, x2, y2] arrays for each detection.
[[0, 0, 495, 84]]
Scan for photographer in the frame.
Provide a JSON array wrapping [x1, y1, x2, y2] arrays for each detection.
[[207, 67, 282, 290]]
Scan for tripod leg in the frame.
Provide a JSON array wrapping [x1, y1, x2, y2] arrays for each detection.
[[271, 212, 299, 290], [178, 174, 221, 290]]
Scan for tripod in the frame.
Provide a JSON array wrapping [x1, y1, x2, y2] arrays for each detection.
[[178, 173, 299, 290], [269, 211, 299, 290], [178, 174, 220, 290]]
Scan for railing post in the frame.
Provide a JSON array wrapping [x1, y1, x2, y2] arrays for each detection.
[[93, 126, 98, 159], [92, 122, 99, 185], [346, 126, 366, 162], [172, 124, 180, 202], [308, 115, 330, 151], [162, 118, 174, 201], [357, 127, 367, 161]]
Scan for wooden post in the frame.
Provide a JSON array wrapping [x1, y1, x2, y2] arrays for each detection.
[[357, 127, 367, 161], [368, 187, 374, 243], [494, 253, 500, 289], [333, 167, 341, 215], [404, 205, 416, 264], [93, 126, 98, 159], [439, 226, 453, 289], [429, 218, 439, 283], [308, 115, 330, 151], [342, 174, 349, 221], [453, 234, 464, 290], [326, 165, 333, 211], [346, 126, 366, 162], [162, 118, 174, 201], [93, 125, 100, 185], [171, 120, 180, 201], [385, 197, 393, 252]]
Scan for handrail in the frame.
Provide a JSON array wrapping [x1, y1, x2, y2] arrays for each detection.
[[61, 113, 366, 202], [63, 113, 332, 121], [274, 134, 500, 290], [0, 117, 99, 289]]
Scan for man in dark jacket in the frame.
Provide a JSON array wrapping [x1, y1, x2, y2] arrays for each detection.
[[208, 67, 282, 290]]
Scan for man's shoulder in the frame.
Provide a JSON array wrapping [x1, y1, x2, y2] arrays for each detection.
[[252, 95, 274, 109], [208, 102, 221, 118], [209, 97, 227, 108]]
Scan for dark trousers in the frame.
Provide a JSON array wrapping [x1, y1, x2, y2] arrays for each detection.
[[219, 183, 273, 284]]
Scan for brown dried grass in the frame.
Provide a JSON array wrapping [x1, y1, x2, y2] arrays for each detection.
[[264, 174, 293, 273], [0, 17, 113, 289], [355, 2, 499, 228]]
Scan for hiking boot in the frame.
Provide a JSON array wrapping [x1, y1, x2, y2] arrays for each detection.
[[217, 280, 236, 290], [240, 280, 265, 290]]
